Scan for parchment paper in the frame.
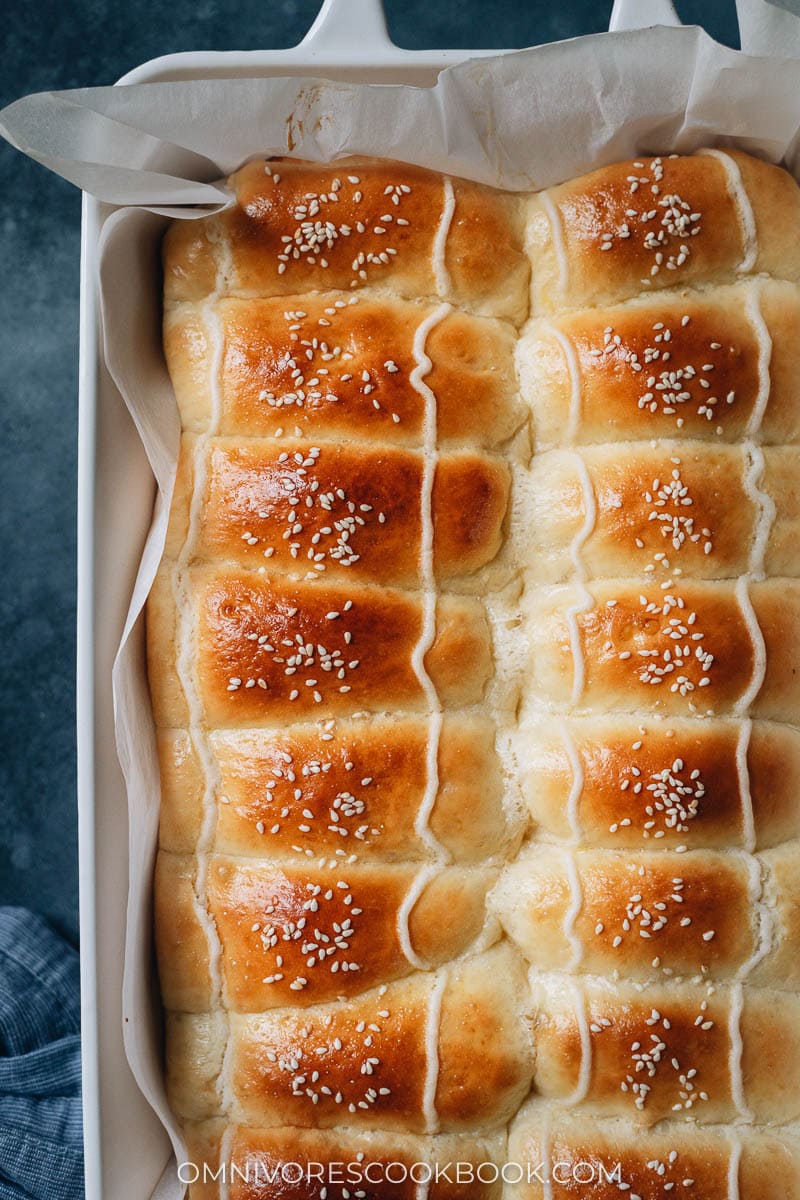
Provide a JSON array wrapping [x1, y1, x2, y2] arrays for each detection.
[[4, 9, 800, 1198]]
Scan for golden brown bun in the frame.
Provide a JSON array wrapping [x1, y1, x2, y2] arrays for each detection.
[[156, 850, 498, 1012], [529, 971, 800, 1125], [164, 294, 523, 447], [166, 944, 534, 1132], [182, 1122, 506, 1200], [147, 566, 492, 728], [164, 158, 529, 323], [506, 1106, 800, 1199], [528, 151, 800, 313], [518, 279, 800, 449], [520, 716, 800, 850], [523, 442, 797, 582], [525, 578, 800, 720], [493, 842, 800, 986], [157, 715, 520, 864], [164, 436, 510, 589]]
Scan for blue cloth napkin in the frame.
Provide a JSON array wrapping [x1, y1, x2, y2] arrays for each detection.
[[0, 908, 83, 1200]]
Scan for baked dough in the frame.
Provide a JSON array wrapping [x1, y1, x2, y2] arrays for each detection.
[[518, 716, 800, 850], [527, 152, 800, 313], [148, 567, 494, 726], [529, 971, 800, 1124], [525, 578, 800, 719], [165, 943, 534, 1131], [156, 852, 499, 1011], [151, 150, 800, 1197], [157, 716, 520, 863], [183, 1124, 507, 1200], [492, 843, 800, 985], [502, 147, 800, 1193], [517, 280, 800, 449], [165, 295, 522, 446], [164, 437, 511, 589], [507, 1107, 800, 1199], [164, 159, 529, 320], [523, 442, 800, 582]]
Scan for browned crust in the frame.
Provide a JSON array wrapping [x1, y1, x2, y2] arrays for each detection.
[[494, 847, 757, 980], [526, 442, 771, 582], [164, 436, 510, 587], [156, 851, 494, 1012], [528, 579, 800, 718], [507, 1109, 800, 1200], [147, 567, 492, 728], [522, 717, 800, 850], [530, 152, 800, 313], [157, 716, 513, 863], [520, 280, 800, 449], [530, 975, 800, 1125], [164, 158, 529, 322], [164, 295, 522, 446], [183, 1122, 506, 1200]]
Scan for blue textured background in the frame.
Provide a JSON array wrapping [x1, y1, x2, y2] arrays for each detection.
[[0, 0, 739, 942]]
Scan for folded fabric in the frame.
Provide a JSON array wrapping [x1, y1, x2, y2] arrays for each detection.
[[0, 908, 83, 1200]]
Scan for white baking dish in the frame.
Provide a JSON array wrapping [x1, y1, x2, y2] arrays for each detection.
[[75, 0, 682, 1194]]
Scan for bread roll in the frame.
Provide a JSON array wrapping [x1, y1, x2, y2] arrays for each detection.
[[156, 851, 499, 1011], [166, 945, 534, 1132], [492, 843, 800, 986], [528, 152, 800, 313], [506, 1107, 800, 1199], [164, 436, 511, 589], [157, 716, 520, 863], [148, 566, 493, 728], [165, 294, 523, 446], [182, 1122, 506, 1200], [529, 971, 800, 1125], [519, 716, 800, 850], [523, 442, 797, 582], [525, 578, 800, 720], [517, 279, 800, 448], [165, 158, 529, 321]]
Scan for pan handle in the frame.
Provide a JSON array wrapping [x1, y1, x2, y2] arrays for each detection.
[[608, 0, 681, 31], [298, 0, 395, 58]]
